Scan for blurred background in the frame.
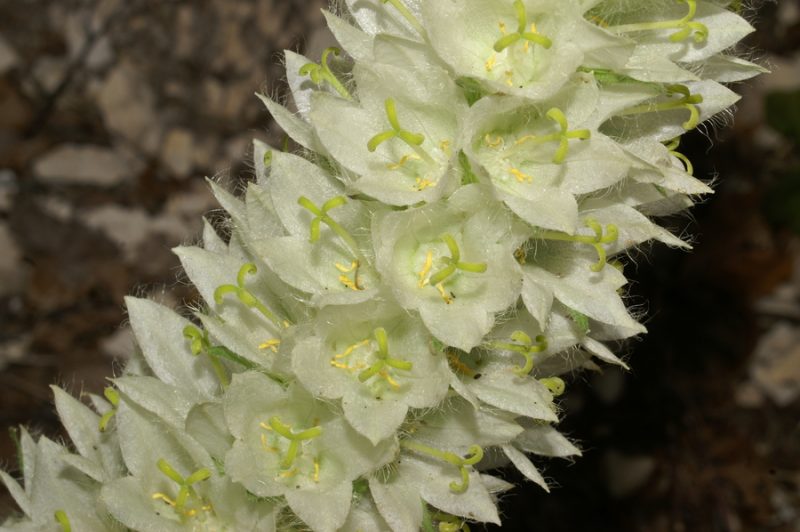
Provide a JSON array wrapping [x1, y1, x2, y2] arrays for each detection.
[[0, 0, 797, 530]]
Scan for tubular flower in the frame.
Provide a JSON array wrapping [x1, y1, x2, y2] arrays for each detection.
[[2, 1, 763, 530]]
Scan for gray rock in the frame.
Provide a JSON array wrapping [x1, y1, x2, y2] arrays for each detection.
[[0, 34, 18, 74], [34, 144, 139, 186], [162, 128, 196, 178], [96, 61, 162, 153]]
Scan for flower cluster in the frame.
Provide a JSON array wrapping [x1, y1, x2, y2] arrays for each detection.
[[1, 1, 762, 530]]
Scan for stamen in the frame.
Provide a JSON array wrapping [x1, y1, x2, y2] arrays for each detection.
[[493, 0, 553, 52], [488, 331, 548, 376], [334, 339, 371, 360], [436, 283, 454, 304], [607, 0, 709, 43], [368, 98, 434, 165], [260, 433, 279, 453], [618, 84, 703, 130], [415, 177, 435, 191], [214, 263, 287, 329], [336, 260, 363, 291], [258, 339, 281, 352], [313, 458, 321, 483], [152, 493, 177, 506], [484, 133, 505, 148], [386, 153, 421, 170], [297, 195, 361, 257], [447, 352, 476, 377], [400, 440, 484, 493], [418, 250, 434, 288], [514, 246, 527, 264], [536, 218, 619, 272], [298, 47, 352, 99], [484, 54, 497, 72], [98, 386, 120, 432], [279, 468, 299, 479], [54, 510, 71, 532], [509, 167, 533, 183]]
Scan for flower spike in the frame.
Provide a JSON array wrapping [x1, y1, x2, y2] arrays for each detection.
[[493, 0, 553, 52], [299, 47, 352, 99]]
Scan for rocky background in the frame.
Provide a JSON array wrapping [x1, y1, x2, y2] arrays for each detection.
[[0, 1, 798, 530]]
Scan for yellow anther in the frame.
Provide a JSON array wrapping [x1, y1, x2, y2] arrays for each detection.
[[439, 140, 452, 156], [334, 339, 371, 360], [152, 493, 177, 506], [514, 134, 538, 146], [386, 153, 421, 170], [485, 54, 497, 72], [589, 15, 610, 28], [330, 359, 354, 370], [484, 133, 504, 148], [415, 177, 435, 191], [514, 246, 527, 264], [524, 25, 538, 52], [259, 339, 281, 352], [260, 433, 279, 452], [283, 320, 291, 328], [418, 250, 434, 288], [447, 352, 476, 377], [336, 260, 363, 291], [379, 369, 401, 389], [335, 261, 358, 273], [313, 458, 321, 483], [279, 468, 299, 479], [505, 72, 515, 87], [436, 283, 453, 304], [339, 275, 361, 291], [509, 167, 533, 183], [499, 21, 507, 34]]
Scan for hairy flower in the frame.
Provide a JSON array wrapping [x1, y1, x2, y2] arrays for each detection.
[[2, 1, 763, 530]]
